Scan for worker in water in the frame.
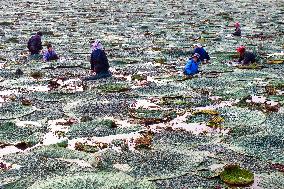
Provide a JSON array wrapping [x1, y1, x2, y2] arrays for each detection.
[[236, 46, 256, 65], [184, 53, 201, 76], [83, 40, 111, 80], [232, 22, 241, 36], [27, 31, 43, 55], [193, 43, 210, 64], [43, 44, 59, 61]]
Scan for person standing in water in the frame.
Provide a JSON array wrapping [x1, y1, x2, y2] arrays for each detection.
[[232, 22, 241, 36], [83, 40, 111, 80], [27, 31, 43, 55]]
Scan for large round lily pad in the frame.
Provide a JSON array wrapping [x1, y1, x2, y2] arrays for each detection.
[[218, 107, 266, 127], [0, 121, 43, 145], [66, 119, 117, 139], [220, 165, 254, 186], [0, 102, 35, 120]]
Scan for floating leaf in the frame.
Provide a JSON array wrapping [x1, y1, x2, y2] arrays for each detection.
[[220, 164, 254, 186]]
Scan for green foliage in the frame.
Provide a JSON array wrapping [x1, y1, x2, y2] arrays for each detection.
[[26, 172, 156, 189], [161, 48, 188, 57], [6, 37, 19, 43], [236, 63, 263, 70], [0, 21, 13, 26], [131, 74, 147, 81], [212, 51, 239, 61], [257, 172, 284, 188], [0, 121, 43, 144], [129, 108, 177, 125], [220, 164, 254, 186], [160, 96, 192, 107], [216, 12, 233, 21], [206, 116, 224, 128], [132, 108, 176, 120], [0, 102, 34, 120], [233, 134, 284, 163], [187, 113, 211, 123], [267, 80, 284, 90], [116, 125, 142, 134], [1, 1, 284, 188], [67, 119, 117, 139], [55, 140, 68, 148], [28, 54, 43, 61], [187, 109, 224, 128], [154, 57, 167, 64], [218, 107, 266, 127], [1, 151, 91, 188], [32, 145, 95, 162]]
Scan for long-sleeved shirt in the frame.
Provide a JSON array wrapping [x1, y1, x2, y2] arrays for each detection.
[[184, 59, 201, 75], [27, 35, 42, 54], [193, 47, 210, 61], [238, 51, 256, 65], [90, 49, 109, 73], [43, 50, 59, 61]]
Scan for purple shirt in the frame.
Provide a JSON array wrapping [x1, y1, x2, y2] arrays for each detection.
[[43, 50, 59, 61]]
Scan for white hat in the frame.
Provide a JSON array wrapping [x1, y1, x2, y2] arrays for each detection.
[[193, 43, 202, 48], [192, 53, 200, 58]]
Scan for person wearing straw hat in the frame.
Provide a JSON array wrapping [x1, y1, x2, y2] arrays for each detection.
[[184, 53, 201, 76]]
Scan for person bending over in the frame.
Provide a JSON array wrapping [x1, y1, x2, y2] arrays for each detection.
[[193, 43, 210, 64], [83, 40, 111, 81], [43, 44, 59, 62], [184, 53, 201, 76], [236, 46, 256, 65]]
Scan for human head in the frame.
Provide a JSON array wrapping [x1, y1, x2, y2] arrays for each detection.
[[234, 22, 240, 28], [236, 46, 246, 54], [192, 53, 200, 61], [193, 43, 202, 49], [47, 44, 53, 51], [91, 40, 104, 51], [37, 31, 43, 36]]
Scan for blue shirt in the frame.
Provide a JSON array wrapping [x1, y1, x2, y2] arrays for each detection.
[[184, 59, 201, 75], [43, 50, 59, 61]]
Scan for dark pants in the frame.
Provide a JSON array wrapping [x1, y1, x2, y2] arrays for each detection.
[[30, 51, 40, 55], [83, 70, 112, 81], [29, 47, 41, 55], [242, 58, 256, 65]]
